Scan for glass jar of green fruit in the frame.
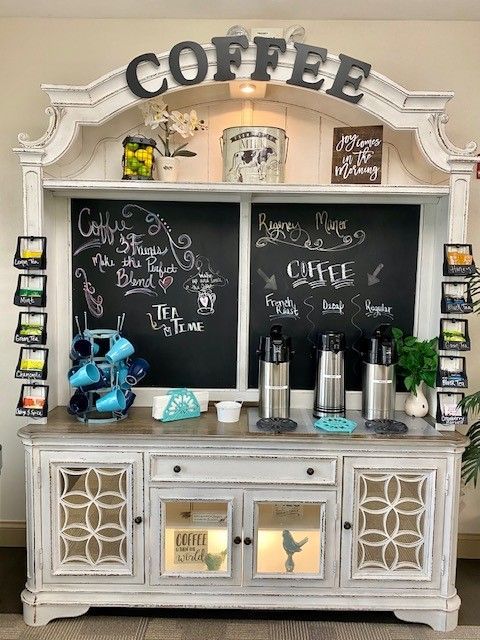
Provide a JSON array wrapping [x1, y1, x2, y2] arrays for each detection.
[[122, 136, 156, 180]]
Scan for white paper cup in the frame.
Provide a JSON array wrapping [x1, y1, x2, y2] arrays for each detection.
[[215, 401, 242, 423]]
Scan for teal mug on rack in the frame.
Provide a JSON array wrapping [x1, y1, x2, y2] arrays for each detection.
[[69, 362, 101, 388], [105, 336, 135, 364], [96, 387, 126, 412]]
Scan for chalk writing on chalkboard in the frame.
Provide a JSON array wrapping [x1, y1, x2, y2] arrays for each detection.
[[331, 125, 383, 185], [249, 203, 419, 391], [72, 200, 239, 388]]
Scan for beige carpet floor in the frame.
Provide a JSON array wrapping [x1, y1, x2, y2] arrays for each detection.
[[1, 615, 480, 640]]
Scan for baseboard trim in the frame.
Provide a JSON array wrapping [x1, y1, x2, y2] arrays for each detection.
[[1, 522, 480, 557], [457, 533, 480, 559], [0, 521, 26, 547]]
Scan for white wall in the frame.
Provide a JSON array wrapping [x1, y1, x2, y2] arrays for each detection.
[[0, 18, 479, 538]]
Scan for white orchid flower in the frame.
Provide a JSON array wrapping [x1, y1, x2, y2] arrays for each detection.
[[169, 110, 193, 138], [188, 110, 208, 132]]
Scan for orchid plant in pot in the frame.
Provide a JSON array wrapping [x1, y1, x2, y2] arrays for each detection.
[[140, 98, 207, 182], [392, 327, 438, 417]]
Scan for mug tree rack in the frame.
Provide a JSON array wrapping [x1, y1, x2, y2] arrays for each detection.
[[71, 328, 128, 425]]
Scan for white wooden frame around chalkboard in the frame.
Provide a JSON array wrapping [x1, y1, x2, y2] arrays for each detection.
[[13, 41, 478, 428]]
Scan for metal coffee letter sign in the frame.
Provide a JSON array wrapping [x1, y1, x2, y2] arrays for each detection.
[[126, 37, 371, 104]]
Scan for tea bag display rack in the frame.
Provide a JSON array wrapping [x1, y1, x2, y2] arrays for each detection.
[[435, 244, 476, 429], [13, 236, 49, 418], [69, 328, 129, 425]]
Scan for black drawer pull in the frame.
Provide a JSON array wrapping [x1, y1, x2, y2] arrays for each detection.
[[343, 522, 352, 530], [173, 465, 181, 473], [244, 537, 252, 546], [134, 516, 143, 525], [233, 536, 242, 545], [307, 467, 315, 476]]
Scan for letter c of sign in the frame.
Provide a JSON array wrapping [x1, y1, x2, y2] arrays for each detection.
[[126, 52, 168, 98]]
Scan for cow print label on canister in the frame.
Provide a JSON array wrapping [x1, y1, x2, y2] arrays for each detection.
[[222, 127, 287, 184]]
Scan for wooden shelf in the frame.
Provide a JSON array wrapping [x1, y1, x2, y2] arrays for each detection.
[[44, 179, 450, 203]]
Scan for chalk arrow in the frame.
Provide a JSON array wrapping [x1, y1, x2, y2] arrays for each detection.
[[367, 263, 384, 286], [257, 268, 278, 291]]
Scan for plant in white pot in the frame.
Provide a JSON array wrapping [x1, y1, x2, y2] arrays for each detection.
[[140, 98, 207, 182], [392, 328, 438, 417]]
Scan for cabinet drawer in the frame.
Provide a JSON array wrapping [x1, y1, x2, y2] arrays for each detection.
[[150, 454, 337, 485]]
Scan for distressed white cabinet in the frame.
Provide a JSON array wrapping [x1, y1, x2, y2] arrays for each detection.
[[40, 451, 144, 585], [341, 458, 445, 590], [19, 408, 466, 631]]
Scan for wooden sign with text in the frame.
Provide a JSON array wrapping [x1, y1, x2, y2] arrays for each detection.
[[174, 530, 208, 565], [331, 125, 383, 184]]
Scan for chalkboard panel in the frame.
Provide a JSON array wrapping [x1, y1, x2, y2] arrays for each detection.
[[248, 203, 420, 390], [72, 200, 240, 388]]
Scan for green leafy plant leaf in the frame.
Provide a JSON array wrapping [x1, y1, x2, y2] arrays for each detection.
[[462, 421, 480, 487], [173, 149, 197, 157], [392, 326, 438, 393]]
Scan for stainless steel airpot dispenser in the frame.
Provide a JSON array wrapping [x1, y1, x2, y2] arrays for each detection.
[[362, 324, 397, 420], [313, 331, 345, 418], [258, 325, 293, 419]]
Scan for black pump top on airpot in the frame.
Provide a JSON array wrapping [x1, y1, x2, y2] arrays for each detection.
[[258, 324, 293, 363], [363, 324, 397, 366], [317, 330, 345, 353]]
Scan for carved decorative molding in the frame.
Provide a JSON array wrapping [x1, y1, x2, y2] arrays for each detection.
[[12, 42, 479, 175], [17, 106, 63, 149]]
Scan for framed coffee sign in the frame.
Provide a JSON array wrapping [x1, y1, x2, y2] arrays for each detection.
[[331, 125, 383, 184], [174, 530, 208, 565]]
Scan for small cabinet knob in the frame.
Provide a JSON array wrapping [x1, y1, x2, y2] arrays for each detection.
[[307, 467, 314, 476], [343, 522, 352, 530], [134, 516, 143, 524], [244, 537, 252, 546], [233, 536, 242, 545], [173, 465, 181, 473]]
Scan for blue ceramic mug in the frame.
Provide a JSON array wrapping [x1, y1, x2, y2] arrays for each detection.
[[67, 390, 89, 415], [105, 336, 135, 364], [96, 387, 126, 412], [126, 358, 150, 386], [70, 336, 93, 361], [121, 390, 136, 414], [81, 365, 111, 391], [69, 362, 101, 388]]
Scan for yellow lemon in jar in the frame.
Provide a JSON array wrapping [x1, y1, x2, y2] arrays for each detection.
[[146, 146, 154, 153], [124, 168, 134, 175], [125, 149, 135, 159], [135, 149, 148, 162]]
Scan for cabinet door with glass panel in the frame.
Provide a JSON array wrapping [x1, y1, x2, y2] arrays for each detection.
[[150, 488, 243, 585], [243, 490, 338, 587], [341, 458, 446, 589], [40, 451, 144, 584]]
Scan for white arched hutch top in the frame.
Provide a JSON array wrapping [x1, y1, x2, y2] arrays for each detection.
[[14, 42, 477, 630], [13, 42, 479, 416]]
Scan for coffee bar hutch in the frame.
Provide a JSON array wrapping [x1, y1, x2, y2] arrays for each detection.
[[14, 39, 478, 630]]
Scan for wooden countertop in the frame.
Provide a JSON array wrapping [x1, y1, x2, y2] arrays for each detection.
[[18, 406, 467, 448]]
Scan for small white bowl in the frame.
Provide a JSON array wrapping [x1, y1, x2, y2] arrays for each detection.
[[215, 401, 242, 423]]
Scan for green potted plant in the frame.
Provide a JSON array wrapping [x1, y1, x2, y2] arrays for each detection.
[[460, 268, 480, 485], [460, 392, 480, 485], [392, 328, 438, 417]]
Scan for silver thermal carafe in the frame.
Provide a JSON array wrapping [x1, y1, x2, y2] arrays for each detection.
[[362, 325, 397, 420], [313, 331, 345, 417], [258, 325, 293, 419]]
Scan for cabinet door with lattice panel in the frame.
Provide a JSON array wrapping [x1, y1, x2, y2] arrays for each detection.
[[40, 452, 144, 584], [341, 457, 446, 590]]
